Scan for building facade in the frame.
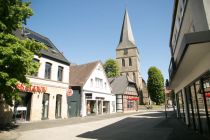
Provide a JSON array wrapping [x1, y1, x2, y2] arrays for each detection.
[[168, 0, 210, 136], [109, 75, 139, 112], [14, 28, 70, 121], [69, 61, 116, 117], [116, 10, 148, 104]]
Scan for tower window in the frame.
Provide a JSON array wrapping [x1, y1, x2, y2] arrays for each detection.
[[133, 72, 136, 81], [122, 59, 125, 67], [129, 58, 132, 66], [124, 48, 128, 55]]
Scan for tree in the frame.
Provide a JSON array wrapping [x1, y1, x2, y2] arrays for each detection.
[[103, 59, 120, 78], [0, 0, 45, 105], [147, 66, 164, 105]]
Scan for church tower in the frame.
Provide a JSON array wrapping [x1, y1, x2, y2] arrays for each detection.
[[116, 9, 143, 96]]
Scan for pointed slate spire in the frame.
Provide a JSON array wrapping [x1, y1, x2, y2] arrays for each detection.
[[119, 9, 136, 46]]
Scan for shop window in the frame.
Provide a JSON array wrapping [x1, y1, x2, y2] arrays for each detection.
[[203, 78, 210, 135], [55, 94, 62, 118], [57, 66, 63, 81], [190, 85, 200, 131], [127, 100, 134, 109], [42, 93, 49, 119], [177, 91, 185, 120], [45, 62, 52, 79], [185, 87, 196, 129], [195, 80, 209, 135]]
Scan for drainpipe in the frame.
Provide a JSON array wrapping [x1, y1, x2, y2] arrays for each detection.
[[80, 87, 86, 117]]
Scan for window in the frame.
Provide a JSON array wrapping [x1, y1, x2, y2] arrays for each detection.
[[122, 59, 125, 67], [124, 48, 128, 55], [129, 58, 132, 66], [104, 82, 107, 89], [57, 66, 63, 81], [55, 94, 62, 118], [32, 58, 39, 77], [133, 72, 136, 82], [127, 100, 134, 109], [95, 78, 103, 88], [91, 79, 93, 87], [45, 62, 52, 79]]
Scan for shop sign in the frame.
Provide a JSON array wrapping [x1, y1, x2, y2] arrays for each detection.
[[16, 83, 47, 93], [95, 97, 105, 100], [85, 93, 92, 99], [67, 89, 73, 96], [128, 97, 139, 101], [205, 92, 210, 98]]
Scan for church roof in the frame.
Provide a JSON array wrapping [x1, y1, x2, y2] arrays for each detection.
[[69, 61, 100, 87], [117, 9, 136, 50]]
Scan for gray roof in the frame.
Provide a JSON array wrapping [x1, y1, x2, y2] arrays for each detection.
[[109, 75, 136, 95], [117, 9, 136, 50], [14, 28, 70, 65]]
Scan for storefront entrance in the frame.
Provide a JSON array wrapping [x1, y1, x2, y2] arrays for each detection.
[[55, 94, 62, 118], [86, 100, 97, 115], [103, 101, 109, 114], [42, 93, 49, 119], [14, 92, 32, 121]]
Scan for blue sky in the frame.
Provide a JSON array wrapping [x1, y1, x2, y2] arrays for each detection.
[[26, 0, 173, 81]]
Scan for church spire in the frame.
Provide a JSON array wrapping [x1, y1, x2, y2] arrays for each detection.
[[119, 9, 136, 46]]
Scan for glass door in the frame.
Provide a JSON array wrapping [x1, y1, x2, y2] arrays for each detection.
[[55, 94, 62, 118], [42, 93, 49, 119]]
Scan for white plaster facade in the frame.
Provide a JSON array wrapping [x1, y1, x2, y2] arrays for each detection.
[[80, 63, 116, 117], [25, 55, 69, 121]]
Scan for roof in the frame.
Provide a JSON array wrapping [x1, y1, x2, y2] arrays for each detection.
[[117, 9, 136, 50], [14, 28, 70, 65], [70, 61, 100, 87], [109, 75, 136, 95]]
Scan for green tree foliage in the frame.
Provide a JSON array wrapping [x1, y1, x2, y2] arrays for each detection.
[[103, 59, 120, 78], [147, 66, 164, 105], [0, 0, 45, 105]]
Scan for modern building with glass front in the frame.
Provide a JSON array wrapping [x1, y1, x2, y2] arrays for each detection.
[[168, 0, 210, 137]]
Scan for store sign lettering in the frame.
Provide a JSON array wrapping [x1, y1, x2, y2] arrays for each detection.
[[16, 83, 47, 93]]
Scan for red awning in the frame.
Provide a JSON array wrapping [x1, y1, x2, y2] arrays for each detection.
[[128, 97, 139, 101], [205, 92, 210, 97]]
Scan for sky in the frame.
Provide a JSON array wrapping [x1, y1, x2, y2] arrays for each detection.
[[26, 0, 174, 82]]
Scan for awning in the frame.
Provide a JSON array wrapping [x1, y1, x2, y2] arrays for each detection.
[[205, 92, 210, 97], [128, 97, 139, 101]]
